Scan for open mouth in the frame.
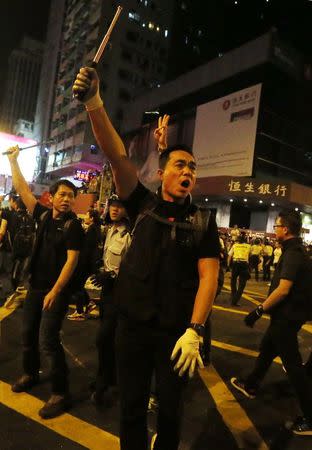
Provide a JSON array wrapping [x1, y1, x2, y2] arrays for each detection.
[[181, 180, 190, 188]]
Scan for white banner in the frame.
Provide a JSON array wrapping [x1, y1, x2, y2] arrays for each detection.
[[193, 83, 262, 177]]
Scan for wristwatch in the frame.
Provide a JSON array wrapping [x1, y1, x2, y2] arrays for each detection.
[[189, 323, 205, 337], [256, 305, 264, 317]]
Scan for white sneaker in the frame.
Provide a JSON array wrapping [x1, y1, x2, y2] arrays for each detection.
[[16, 286, 26, 293], [67, 311, 86, 321]]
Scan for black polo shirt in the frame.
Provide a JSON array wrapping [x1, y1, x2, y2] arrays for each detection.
[[269, 237, 312, 321], [30, 203, 84, 290]]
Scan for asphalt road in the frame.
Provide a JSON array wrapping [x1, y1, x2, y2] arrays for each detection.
[[1, 273, 312, 450]]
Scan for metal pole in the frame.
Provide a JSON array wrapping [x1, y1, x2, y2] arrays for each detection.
[[2, 139, 55, 155]]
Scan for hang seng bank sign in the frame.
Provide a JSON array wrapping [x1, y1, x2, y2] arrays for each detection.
[[227, 178, 290, 200]]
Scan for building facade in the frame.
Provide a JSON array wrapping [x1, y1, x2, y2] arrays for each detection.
[[0, 37, 43, 133], [36, 0, 174, 181], [121, 31, 312, 237]]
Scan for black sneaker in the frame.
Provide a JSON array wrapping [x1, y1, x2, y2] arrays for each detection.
[[303, 362, 312, 377], [11, 374, 39, 393], [230, 377, 257, 399], [292, 416, 312, 436], [230, 298, 241, 306], [39, 394, 71, 419], [90, 388, 113, 407]]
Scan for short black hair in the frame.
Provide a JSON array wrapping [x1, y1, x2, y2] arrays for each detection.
[[159, 144, 193, 170], [87, 208, 101, 225], [8, 193, 18, 203], [49, 179, 77, 197], [278, 210, 302, 236], [16, 198, 26, 211]]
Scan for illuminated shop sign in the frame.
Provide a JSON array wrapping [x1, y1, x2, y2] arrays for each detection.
[[74, 169, 98, 182], [227, 178, 289, 199]]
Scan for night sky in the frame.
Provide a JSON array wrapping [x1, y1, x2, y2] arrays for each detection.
[[0, 0, 51, 105], [0, 0, 311, 107]]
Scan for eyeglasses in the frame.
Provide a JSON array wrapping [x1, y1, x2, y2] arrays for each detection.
[[273, 224, 284, 228]]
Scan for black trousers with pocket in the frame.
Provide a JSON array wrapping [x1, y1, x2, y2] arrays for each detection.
[[116, 318, 188, 450], [95, 288, 117, 393], [230, 261, 250, 304], [245, 318, 312, 423], [21, 288, 69, 394]]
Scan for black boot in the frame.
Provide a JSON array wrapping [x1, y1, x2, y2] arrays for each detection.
[[11, 374, 39, 393]]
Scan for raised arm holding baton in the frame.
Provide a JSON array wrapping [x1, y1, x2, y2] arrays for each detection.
[[73, 5, 123, 101]]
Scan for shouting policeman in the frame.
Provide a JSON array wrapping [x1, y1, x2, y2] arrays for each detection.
[[73, 67, 220, 450]]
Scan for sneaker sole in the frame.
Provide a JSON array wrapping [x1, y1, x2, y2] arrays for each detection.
[[230, 378, 256, 399], [68, 317, 85, 321], [293, 429, 312, 436]]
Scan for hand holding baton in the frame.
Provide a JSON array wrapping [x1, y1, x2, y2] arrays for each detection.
[[2, 139, 55, 156], [74, 5, 123, 101]]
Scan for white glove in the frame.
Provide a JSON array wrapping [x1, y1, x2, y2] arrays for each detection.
[[170, 328, 204, 378]]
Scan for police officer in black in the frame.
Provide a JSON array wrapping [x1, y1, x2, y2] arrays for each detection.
[[6, 146, 84, 419], [73, 67, 220, 450], [231, 211, 312, 436]]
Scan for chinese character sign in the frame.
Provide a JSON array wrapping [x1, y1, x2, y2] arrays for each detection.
[[227, 179, 288, 198], [228, 180, 241, 192]]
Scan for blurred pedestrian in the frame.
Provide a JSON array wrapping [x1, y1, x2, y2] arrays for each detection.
[[231, 211, 312, 436], [228, 235, 251, 305]]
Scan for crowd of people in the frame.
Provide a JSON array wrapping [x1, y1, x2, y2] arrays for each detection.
[[0, 64, 311, 448]]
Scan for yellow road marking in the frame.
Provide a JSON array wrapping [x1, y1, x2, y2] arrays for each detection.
[[0, 304, 19, 321], [243, 289, 267, 298], [221, 286, 312, 335], [240, 293, 261, 306], [199, 365, 269, 450], [213, 304, 270, 321], [222, 286, 267, 299], [213, 304, 249, 316], [302, 324, 312, 334], [223, 284, 261, 307], [0, 380, 120, 450], [211, 339, 282, 365], [0, 302, 20, 341]]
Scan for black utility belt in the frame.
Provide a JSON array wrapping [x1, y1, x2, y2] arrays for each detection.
[[233, 259, 248, 263]]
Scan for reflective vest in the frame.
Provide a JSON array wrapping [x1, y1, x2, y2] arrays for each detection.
[[250, 244, 262, 256], [231, 243, 250, 262]]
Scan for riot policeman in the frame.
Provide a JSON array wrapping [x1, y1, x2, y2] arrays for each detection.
[[228, 235, 251, 305], [73, 67, 220, 450]]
